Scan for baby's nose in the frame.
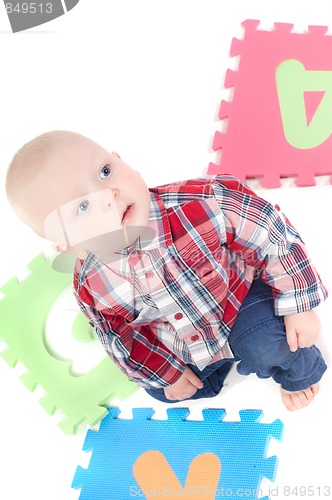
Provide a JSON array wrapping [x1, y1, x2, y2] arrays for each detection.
[[104, 188, 119, 210], [111, 188, 120, 199]]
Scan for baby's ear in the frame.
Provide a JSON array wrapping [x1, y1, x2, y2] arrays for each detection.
[[112, 151, 121, 159], [52, 241, 68, 253], [52, 241, 88, 261]]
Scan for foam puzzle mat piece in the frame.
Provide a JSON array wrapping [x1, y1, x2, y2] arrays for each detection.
[[72, 408, 284, 499], [208, 19, 332, 187], [0, 253, 137, 434]]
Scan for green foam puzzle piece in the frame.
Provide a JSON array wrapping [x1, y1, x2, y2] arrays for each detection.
[[0, 253, 137, 434], [72, 311, 95, 343]]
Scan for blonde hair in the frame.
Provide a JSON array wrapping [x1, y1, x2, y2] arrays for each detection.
[[5, 130, 82, 237]]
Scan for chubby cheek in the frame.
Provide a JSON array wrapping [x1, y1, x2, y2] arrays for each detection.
[[139, 191, 152, 224], [66, 209, 123, 246]]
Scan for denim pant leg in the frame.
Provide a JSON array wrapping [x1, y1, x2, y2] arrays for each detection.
[[145, 360, 233, 403], [228, 278, 327, 392]]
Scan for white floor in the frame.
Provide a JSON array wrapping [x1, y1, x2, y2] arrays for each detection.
[[0, 1, 331, 498]]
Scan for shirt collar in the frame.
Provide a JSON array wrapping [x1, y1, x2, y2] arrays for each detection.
[[145, 190, 173, 247]]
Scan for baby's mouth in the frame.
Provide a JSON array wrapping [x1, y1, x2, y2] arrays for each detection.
[[121, 204, 135, 224]]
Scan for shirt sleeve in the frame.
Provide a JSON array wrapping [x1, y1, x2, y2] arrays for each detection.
[[73, 289, 186, 389], [212, 176, 328, 316]]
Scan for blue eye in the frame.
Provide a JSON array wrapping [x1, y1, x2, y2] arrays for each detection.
[[78, 200, 89, 213], [100, 165, 111, 179]]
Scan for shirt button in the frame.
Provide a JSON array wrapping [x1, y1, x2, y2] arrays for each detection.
[[191, 335, 200, 342], [275, 204, 281, 211], [174, 313, 183, 320], [145, 270, 154, 279], [129, 251, 140, 266]]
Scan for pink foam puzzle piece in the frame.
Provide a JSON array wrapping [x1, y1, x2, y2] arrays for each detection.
[[208, 20, 332, 187]]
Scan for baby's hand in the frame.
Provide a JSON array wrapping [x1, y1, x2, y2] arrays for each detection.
[[164, 366, 204, 401], [284, 310, 321, 352]]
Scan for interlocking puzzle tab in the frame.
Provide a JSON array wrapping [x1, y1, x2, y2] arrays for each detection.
[[0, 253, 137, 434], [72, 408, 284, 499], [209, 19, 332, 187]]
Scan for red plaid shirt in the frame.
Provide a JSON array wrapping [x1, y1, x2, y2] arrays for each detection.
[[73, 176, 327, 389]]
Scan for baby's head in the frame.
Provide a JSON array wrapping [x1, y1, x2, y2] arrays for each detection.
[[6, 130, 152, 260]]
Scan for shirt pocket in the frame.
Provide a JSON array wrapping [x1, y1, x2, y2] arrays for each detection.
[[124, 304, 161, 326], [195, 268, 228, 309], [95, 290, 138, 324], [124, 310, 146, 325]]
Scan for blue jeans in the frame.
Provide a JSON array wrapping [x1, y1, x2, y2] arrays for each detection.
[[145, 278, 327, 403]]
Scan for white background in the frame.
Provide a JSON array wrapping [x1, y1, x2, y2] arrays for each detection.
[[0, 1, 332, 499]]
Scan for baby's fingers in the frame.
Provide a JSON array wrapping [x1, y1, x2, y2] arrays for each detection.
[[186, 370, 204, 389], [297, 330, 318, 348], [286, 327, 298, 352], [297, 335, 311, 348]]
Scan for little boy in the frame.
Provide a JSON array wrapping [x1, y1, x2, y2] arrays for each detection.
[[6, 130, 328, 410]]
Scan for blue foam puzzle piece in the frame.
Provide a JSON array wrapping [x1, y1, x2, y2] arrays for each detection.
[[72, 408, 284, 499]]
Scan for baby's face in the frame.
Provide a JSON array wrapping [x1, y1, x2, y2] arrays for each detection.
[[38, 135, 152, 260]]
